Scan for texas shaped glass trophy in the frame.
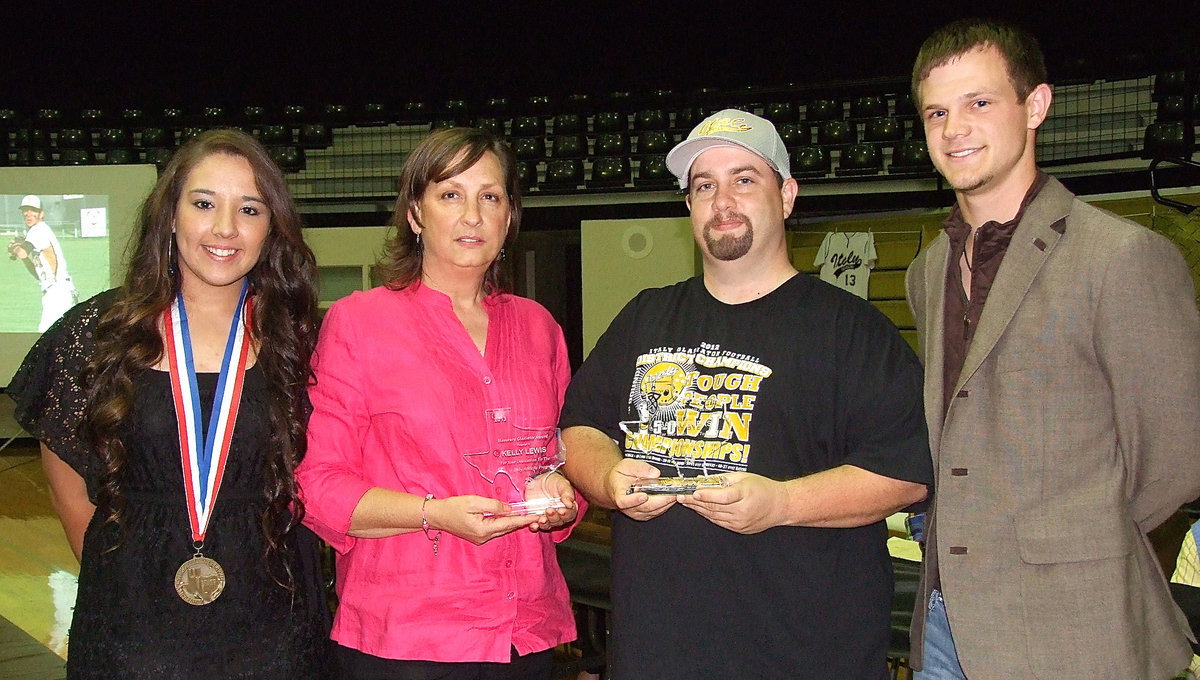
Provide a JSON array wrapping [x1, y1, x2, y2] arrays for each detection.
[[464, 408, 568, 517]]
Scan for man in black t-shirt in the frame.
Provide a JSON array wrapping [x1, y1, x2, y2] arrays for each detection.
[[560, 109, 934, 679]]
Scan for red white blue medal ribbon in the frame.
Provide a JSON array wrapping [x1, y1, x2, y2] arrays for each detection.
[[163, 281, 252, 544]]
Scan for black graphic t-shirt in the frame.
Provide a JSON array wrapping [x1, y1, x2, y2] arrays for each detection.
[[561, 273, 932, 680]]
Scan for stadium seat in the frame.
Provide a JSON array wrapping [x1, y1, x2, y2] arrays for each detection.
[[15, 128, 51, 150], [564, 94, 591, 113], [594, 133, 630, 156], [790, 146, 831, 178], [484, 98, 510, 117], [510, 136, 546, 160], [894, 92, 918, 117], [511, 115, 544, 138], [763, 102, 798, 124], [0, 109, 23, 129], [121, 109, 146, 126], [1154, 70, 1190, 99], [889, 140, 934, 174], [58, 148, 95, 165], [80, 109, 106, 130], [553, 113, 583, 134], [473, 117, 504, 136], [242, 106, 268, 127], [36, 109, 63, 127], [201, 107, 226, 127], [104, 147, 138, 164], [441, 100, 468, 126], [863, 117, 904, 145], [257, 124, 292, 146], [593, 111, 627, 133], [56, 129, 90, 149], [430, 118, 459, 130], [399, 102, 431, 124], [1156, 96, 1191, 122], [551, 134, 587, 159], [139, 127, 172, 148], [637, 130, 673, 155], [635, 154, 675, 188], [804, 99, 842, 123], [515, 161, 538, 192], [1143, 121, 1193, 159], [161, 108, 185, 127], [179, 127, 205, 144], [323, 104, 351, 126], [817, 120, 855, 147], [543, 158, 583, 188], [146, 146, 175, 172], [849, 96, 888, 120], [269, 146, 305, 173], [635, 109, 669, 131], [527, 95, 553, 116], [282, 105, 309, 125], [606, 91, 633, 113], [648, 89, 677, 106], [299, 124, 332, 149], [589, 156, 631, 187], [99, 128, 132, 149], [12, 147, 51, 166], [835, 143, 883, 176], [777, 123, 810, 148], [674, 107, 706, 130], [359, 103, 390, 125]]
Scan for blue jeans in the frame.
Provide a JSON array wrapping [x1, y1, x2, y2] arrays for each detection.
[[913, 589, 968, 679]]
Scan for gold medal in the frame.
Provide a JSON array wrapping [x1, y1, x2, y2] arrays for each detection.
[[174, 555, 226, 605]]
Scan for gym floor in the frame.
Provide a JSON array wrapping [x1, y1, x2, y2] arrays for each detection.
[[0, 437, 71, 679]]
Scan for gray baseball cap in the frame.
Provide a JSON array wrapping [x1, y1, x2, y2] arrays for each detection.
[[665, 108, 791, 190]]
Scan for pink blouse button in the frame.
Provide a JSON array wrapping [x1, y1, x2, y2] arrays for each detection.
[[482, 376, 493, 385]]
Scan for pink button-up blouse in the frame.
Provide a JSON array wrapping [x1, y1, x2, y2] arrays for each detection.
[[297, 282, 578, 662]]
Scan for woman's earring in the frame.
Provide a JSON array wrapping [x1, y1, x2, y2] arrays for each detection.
[[498, 247, 506, 261], [415, 231, 422, 252], [167, 238, 177, 276]]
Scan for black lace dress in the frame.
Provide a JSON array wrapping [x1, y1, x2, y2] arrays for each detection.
[[9, 291, 334, 679]]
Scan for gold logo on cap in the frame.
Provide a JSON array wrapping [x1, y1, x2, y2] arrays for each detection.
[[696, 117, 752, 136]]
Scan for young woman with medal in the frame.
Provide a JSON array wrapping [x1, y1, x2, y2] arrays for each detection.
[[9, 129, 333, 678], [297, 127, 582, 680]]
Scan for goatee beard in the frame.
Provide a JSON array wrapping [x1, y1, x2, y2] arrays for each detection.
[[704, 212, 753, 261]]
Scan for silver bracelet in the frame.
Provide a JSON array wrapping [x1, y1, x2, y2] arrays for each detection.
[[421, 494, 441, 556]]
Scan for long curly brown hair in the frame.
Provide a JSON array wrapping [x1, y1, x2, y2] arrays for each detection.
[[81, 129, 319, 587]]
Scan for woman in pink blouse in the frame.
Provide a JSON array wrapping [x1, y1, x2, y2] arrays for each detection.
[[297, 127, 581, 679]]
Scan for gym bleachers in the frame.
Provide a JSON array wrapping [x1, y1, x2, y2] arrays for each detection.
[[1, 68, 1191, 201]]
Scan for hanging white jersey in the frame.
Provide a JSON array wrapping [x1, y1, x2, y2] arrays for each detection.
[[814, 232, 876, 299]]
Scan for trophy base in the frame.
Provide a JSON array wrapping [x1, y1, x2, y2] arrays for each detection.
[[485, 497, 567, 517]]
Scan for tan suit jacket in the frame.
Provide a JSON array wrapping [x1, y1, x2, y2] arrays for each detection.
[[906, 177, 1200, 679]]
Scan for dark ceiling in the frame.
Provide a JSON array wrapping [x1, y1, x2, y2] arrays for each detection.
[[1, 2, 1195, 113]]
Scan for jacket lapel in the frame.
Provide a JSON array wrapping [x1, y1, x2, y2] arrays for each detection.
[[955, 178, 1074, 392]]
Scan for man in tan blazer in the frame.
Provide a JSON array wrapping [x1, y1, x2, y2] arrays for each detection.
[[905, 18, 1200, 679]]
